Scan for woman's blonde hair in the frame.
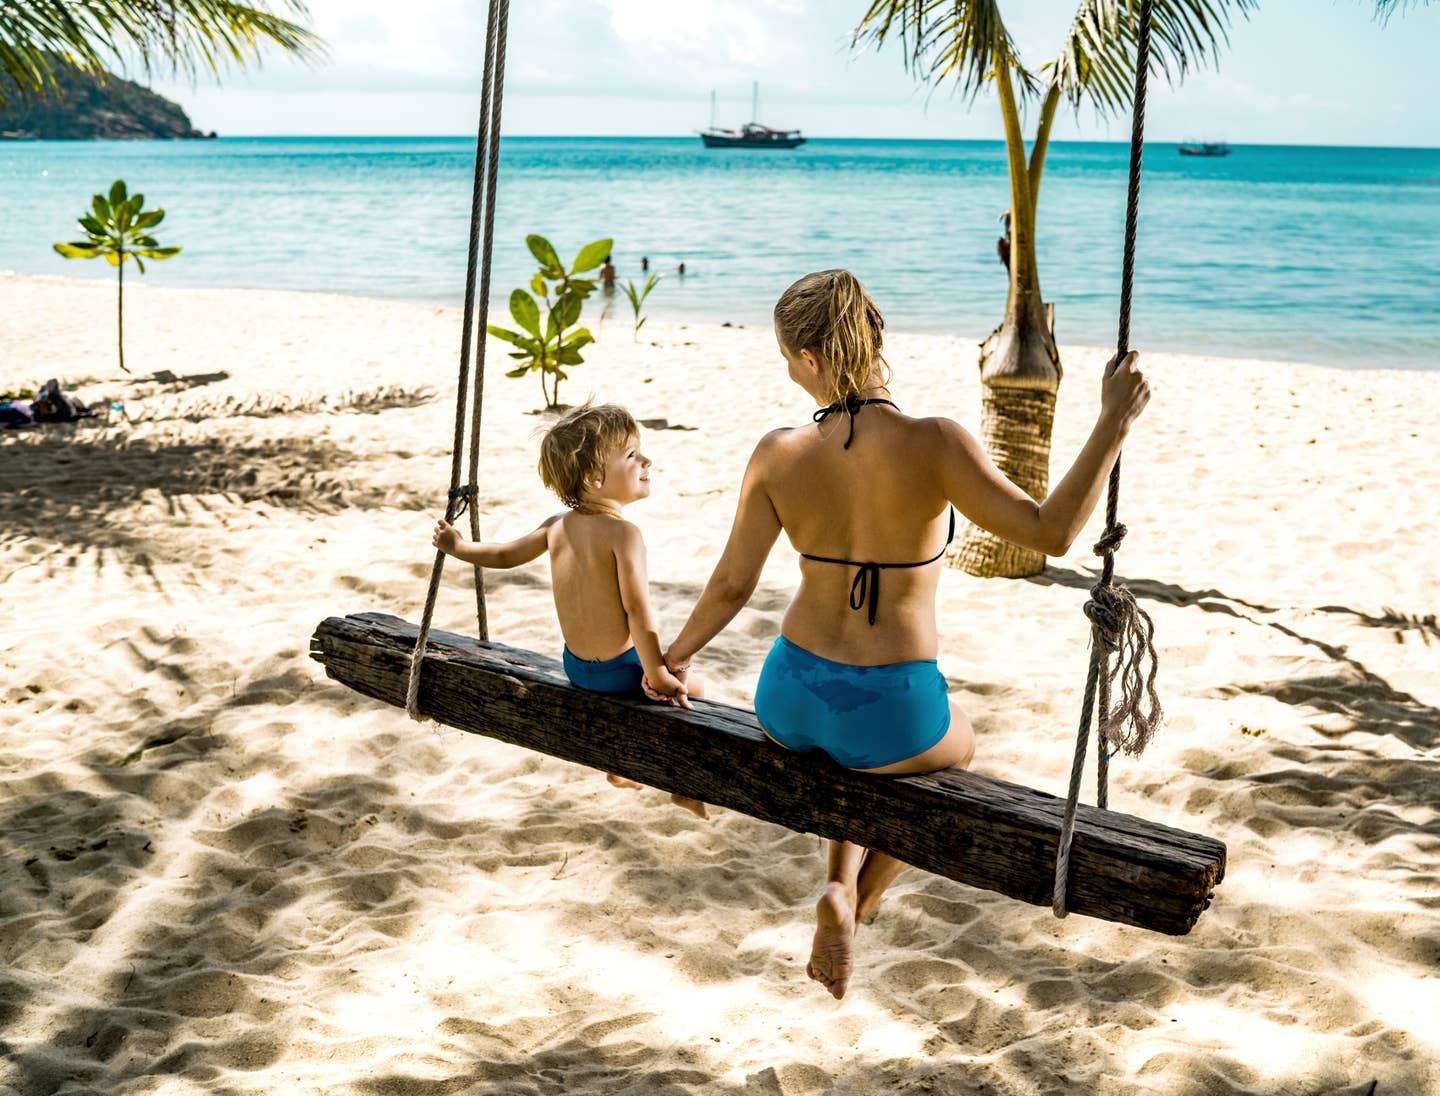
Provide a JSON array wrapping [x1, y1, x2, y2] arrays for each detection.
[[538, 403, 637, 509], [773, 269, 888, 404]]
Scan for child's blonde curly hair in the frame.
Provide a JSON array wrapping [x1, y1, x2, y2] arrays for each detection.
[[538, 403, 638, 509]]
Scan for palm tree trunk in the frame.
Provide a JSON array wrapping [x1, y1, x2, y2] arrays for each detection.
[[949, 44, 1059, 579], [116, 250, 128, 375]]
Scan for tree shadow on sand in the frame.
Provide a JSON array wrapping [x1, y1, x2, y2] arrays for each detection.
[[1032, 564, 1438, 752], [1032, 564, 1439, 870], [0, 423, 442, 585]]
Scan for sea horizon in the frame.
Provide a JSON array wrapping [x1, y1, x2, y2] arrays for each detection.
[[5, 135, 1437, 370]]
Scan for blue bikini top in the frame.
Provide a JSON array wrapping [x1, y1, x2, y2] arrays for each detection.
[[799, 395, 957, 626]]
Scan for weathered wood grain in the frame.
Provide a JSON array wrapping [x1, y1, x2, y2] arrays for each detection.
[[311, 612, 1226, 934]]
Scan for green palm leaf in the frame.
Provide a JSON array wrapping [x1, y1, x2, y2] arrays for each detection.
[[0, 0, 324, 105], [854, 0, 1038, 100], [1048, 0, 1257, 116]]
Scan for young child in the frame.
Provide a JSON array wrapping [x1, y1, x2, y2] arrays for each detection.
[[431, 402, 708, 819]]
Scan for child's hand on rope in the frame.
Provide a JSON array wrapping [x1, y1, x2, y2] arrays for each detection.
[[1101, 350, 1152, 431], [432, 518, 464, 557]]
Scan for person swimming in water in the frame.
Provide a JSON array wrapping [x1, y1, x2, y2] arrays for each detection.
[[658, 269, 1151, 999]]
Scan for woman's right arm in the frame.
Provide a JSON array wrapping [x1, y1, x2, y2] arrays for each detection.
[[935, 352, 1151, 557], [664, 433, 785, 669]]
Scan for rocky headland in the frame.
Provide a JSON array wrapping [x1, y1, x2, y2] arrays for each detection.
[[0, 65, 213, 140]]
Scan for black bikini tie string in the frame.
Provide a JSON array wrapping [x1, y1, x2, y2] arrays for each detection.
[[802, 510, 956, 627], [848, 563, 882, 626], [812, 394, 894, 449]]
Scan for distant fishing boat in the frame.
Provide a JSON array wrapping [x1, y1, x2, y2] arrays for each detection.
[[1178, 141, 1232, 157], [700, 84, 806, 150]]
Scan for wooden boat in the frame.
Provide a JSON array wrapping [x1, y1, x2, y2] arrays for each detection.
[[1178, 142, 1232, 157], [700, 123, 806, 150], [700, 84, 805, 150]]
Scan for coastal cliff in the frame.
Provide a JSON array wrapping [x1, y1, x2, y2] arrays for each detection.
[[0, 65, 213, 140]]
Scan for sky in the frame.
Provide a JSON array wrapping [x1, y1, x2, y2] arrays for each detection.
[[149, 0, 1440, 146]]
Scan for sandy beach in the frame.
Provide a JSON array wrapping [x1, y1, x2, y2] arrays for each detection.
[[2, 272, 1436, 1095]]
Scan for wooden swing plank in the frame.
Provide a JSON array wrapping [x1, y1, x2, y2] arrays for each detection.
[[311, 612, 1225, 935]]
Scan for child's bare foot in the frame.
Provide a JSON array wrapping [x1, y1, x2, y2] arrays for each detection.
[[856, 897, 883, 926], [670, 793, 711, 821], [607, 773, 643, 791], [806, 882, 856, 1000]]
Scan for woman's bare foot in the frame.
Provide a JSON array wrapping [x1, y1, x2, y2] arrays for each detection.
[[670, 793, 711, 821], [606, 773, 643, 790], [806, 882, 856, 1000]]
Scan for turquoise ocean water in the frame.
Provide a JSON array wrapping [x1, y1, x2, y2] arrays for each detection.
[[2, 136, 1437, 369]]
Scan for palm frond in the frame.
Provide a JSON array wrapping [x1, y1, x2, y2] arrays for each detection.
[[1373, 0, 1429, 23], [0, 0, 324, 103], [1046, 0, 1256, 118], [853, 0, 1040, 101]]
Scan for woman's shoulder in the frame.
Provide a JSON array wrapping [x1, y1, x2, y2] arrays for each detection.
[[905, 413, 975, 447], [750, 424, 803, 460]]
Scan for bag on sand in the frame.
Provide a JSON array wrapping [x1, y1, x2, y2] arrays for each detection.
[[30, 378, 92, 424]]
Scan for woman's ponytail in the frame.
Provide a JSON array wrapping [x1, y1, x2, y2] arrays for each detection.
[[774, 269, 888, 403]]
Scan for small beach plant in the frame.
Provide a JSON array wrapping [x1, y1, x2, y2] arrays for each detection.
[[623, 273, 661, 342], [53, 180, 181, 375], [489, 234, 611, 410]]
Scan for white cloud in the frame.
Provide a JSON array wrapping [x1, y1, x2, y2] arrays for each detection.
[[141, 0, 1440, 144]]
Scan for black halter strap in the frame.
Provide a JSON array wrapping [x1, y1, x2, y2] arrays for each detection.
[[812, 394, 894, 449], [800, 509, 956, 626]]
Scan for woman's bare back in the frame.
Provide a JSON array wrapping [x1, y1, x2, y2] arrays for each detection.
[[761, 404, 954, 665]]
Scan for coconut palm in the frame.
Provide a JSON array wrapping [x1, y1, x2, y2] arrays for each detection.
[[855, 0, 1261, 577], [856, 0, 1430, 577], [0, 1, 322, 105]]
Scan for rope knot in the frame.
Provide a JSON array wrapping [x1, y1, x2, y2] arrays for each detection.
[[447, 483, 479, 520], [1083, 580, 1163, 759], [1083, 582, 1127, 651], [1092, 523, 1128, 556]]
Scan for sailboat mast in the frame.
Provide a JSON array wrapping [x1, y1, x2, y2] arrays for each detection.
[[710, 90, 716, 129], [751, 80, 758, 124]]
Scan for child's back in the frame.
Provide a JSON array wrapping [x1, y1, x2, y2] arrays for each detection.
[[546, 510, 638, 661]]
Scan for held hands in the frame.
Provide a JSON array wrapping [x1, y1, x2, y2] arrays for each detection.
[[641, 665, 692, 710], [1100, 350, 1152, 431], [432, 518, 464, 558]]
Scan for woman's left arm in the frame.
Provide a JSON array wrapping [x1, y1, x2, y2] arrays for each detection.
[[664, 433, 785, 669]]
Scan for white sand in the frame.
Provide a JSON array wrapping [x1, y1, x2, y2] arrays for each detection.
[[2, 272, 1436, 1095]]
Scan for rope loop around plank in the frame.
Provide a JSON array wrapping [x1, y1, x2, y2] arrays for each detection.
[[405, 0, 511, 721], [1053, 0, 1164, 919]]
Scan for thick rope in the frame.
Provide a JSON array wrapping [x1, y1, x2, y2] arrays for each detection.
[[1053, 0, 1164, 918], [465, 0, 511, 644], [405, 0, 506, 720]]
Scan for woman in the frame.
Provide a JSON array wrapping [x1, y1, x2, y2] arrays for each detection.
[[660, 270, 1151, 999]]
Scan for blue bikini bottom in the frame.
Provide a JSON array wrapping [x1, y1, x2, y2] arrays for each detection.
[[563, 645, 645, 696], [753, 635, 951, 770]]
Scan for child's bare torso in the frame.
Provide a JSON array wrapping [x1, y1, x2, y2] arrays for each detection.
[[546, 511, 635, 661]]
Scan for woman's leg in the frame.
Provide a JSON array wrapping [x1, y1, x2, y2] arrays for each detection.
[[850, 700, 977, 922], [808, 839, 864, 1000]]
